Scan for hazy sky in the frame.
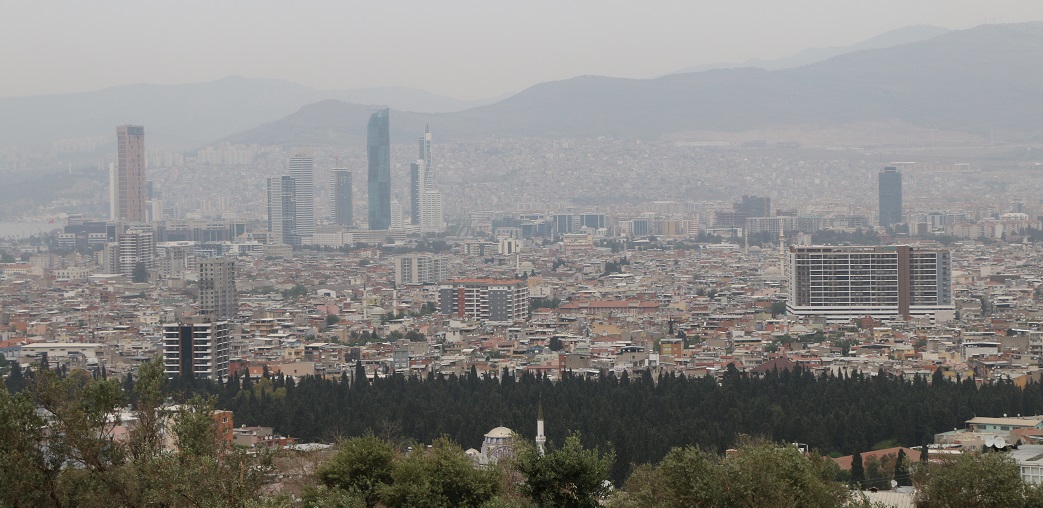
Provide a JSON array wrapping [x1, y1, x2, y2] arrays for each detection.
[[3, 0, 1042, 100]]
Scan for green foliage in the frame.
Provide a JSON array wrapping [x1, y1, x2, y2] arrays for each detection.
[[131, 261, 148, 283], [609, 439, 847, 508], [530, 297, 561, 310], [514, 433, 614, 508], [326, 314, 340, 326], [893, 449, 911, 487], [317, 433, 396, 506], [0, 357, 273, 508], [379, 436, 501, 508], [282, 284, 309, 299], [850, 451, 865, 487], [915, 452, 1030, 507]]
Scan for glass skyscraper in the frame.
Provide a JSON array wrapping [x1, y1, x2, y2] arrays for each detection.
[[367, 108, 392, 230], [879, 166, 902, 227]]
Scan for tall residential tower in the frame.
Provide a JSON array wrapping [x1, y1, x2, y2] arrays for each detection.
[[115, 125, 147, 222], [289, 155, 315, 239]]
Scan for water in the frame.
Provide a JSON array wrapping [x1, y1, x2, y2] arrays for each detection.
[[0, 221, 62, 238]]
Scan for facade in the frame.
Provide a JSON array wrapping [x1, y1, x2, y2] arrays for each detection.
[[438, 278, 529, 323], [879, 166, 903, 227], [578, 213, 606, 230], [117, 228, 156, 278], [553, 214, 574, 235], [716, 195, 771, 227], [410, 160, 426, 226], [787, 245, 953, 322], [267, 176, 298, 246], [419, 190, 444, 232], [162, 320, 231, 380], [198, 257, 238, 321], [289, 155, 315, 239], [394, 254, 450, 286], [367, 108, 392, 230], [420, 124, 432, 188], [331, 168, 353, 227], [116, 125, 147, 222]]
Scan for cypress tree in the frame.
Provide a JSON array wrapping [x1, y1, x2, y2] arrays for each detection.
[[851, 450, 865, 487]]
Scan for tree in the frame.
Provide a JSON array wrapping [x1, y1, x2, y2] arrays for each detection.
[[850, 450, 865, 487], [915, 452, 1028, 508], [316, 433, 397, 506], [549, 337, 564, 352], [514, 433, 614, 508], [609, 439, 847, 508], [379, 436, 501, 508], [131, 261, 148, 283], [405, 330, 425, 343], [893, 449, 911, 487]]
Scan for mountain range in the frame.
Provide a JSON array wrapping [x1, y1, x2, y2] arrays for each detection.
[[4, 22, 1043, 150], [0, 78, 496, 150], [227, 22, 1043, 146], [672, 24, 950, 74]]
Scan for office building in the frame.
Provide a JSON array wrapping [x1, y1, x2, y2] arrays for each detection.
[[116, 125, 147, 222], [267, 176, 298, 246], [289, 155, 315, 239], [367, 108, 392, 230], [715, 195, 771, 228], [787, 245, 953, 322], [198, 257, 238, 321], [879, 166, 903, 227], [394, 254, 450, 285], [162, 320, 231, 380], [553, 214, 574, 235], [331, 168, 353, 227], [578, 213, 606, 230], [438, 279, 529, 323]]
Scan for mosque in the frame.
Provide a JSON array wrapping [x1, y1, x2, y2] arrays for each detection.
[[466, 403, 546, 467]]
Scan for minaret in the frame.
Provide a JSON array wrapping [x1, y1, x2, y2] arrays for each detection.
[[536, 400, 546, 456]]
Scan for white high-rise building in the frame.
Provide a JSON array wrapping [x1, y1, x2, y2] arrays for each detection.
[[117, 227, 155, 278], [108, 162, 118, 220], [419, 190, 444, 232], [289, 155, 314, 239], [394, 254, 450, 286], [390, 199, 404, 230]]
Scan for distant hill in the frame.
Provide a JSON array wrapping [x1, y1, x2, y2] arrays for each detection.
[[224, 22, 1043, 146], [674, 24, 950, 73], [0, 77, 493, 150]]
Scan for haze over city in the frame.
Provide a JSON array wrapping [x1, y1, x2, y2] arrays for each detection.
[[2, 0, 1043, 99]]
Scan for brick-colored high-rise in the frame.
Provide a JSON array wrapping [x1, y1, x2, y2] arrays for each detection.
[[116, 125, 146, 222]]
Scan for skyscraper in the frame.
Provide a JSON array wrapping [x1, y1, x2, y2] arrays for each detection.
[[331, 168, 353, 227], [198, 257, 238, 321], [267, 176, 298, 246], [879, 166, 902, 227], [367, 108, 392, 230], [410, 160, 425, 225], [420, 125, 432, 188], [116, 125, 146, 222], [289, 155, 315, 239], [420, 189, 444, 232]]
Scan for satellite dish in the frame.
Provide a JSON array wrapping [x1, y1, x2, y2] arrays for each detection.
[[985, 435, 996, 448], [891, 480, 899, 488], [995, 437, 1006, 448]]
